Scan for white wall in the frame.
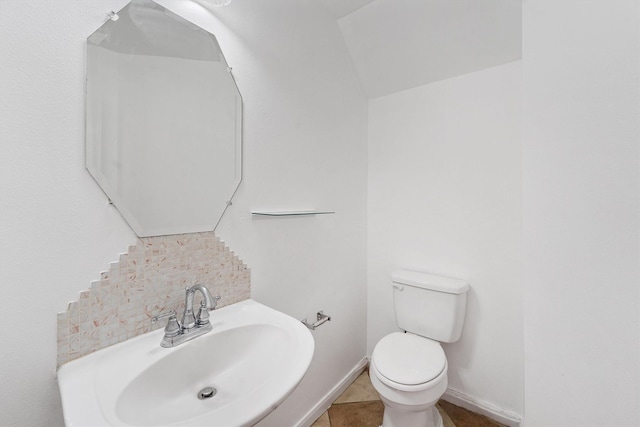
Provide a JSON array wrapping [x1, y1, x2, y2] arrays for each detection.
[[0, 2, 137, 425], [522, 1, 640, 425], [0, 1, 368, 426], [200, 1, 369, 424], [367, 61, 524, 416]]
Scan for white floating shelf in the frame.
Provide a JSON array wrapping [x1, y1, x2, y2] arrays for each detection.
[[251, 210, 335, 217]]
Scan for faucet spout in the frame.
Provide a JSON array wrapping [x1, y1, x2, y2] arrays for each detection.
[[190, 284, 215, 309]]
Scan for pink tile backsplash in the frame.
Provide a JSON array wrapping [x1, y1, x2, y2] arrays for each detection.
[[56, 232, 250, 368]]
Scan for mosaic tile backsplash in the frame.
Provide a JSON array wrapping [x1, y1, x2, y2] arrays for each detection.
[[56, 232, 250, 368]]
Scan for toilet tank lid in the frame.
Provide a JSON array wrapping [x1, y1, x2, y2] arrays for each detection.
[[392, 270, 469, 294]]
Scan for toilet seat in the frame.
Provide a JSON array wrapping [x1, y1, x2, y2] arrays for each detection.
[[372, 332, 446, 390]]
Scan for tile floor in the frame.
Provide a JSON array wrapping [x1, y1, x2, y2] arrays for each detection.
[[311, 370, 505, 427]]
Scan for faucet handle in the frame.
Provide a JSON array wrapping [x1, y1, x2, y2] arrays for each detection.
[[152, 310, 180, 338], [196, 301, 210, 326], [196, 296, 221, 326], [151, 310, 176, 323]]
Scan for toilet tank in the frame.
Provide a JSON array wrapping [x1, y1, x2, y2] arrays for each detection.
[[392, 270, 469, 343]]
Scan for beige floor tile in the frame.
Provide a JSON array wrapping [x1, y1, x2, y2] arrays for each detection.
[[328, 401, 384, 427], [438, 400, 505, 427], [334, 370, 380, 404], [310, 410, 331, 427], [437, 403, 457, 427]]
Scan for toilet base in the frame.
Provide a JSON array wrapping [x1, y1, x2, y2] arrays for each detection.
[[370, 335, 449, 427], [380, 400, 442, 427]]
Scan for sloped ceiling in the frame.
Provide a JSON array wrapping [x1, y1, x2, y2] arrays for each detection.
[[319, 0, 377, 18], [323, 0, 522, 98]]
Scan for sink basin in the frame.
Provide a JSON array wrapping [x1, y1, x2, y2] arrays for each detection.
[[57, 299, 314, 426]]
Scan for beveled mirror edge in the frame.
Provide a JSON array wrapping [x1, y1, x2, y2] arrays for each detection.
[[84, 0, 243, 237]]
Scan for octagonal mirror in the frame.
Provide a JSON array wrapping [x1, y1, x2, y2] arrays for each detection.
[[86, 0, 242, 237]]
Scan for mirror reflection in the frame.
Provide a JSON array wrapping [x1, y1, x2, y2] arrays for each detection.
[[86, 0, 242, 237]]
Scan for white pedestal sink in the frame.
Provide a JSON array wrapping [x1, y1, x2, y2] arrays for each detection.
[[57, 299, 315, 426]]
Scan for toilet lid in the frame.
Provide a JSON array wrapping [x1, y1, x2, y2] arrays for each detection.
[[373, 332, 446, 386]]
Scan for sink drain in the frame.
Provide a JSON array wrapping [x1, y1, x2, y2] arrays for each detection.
[[197, 386, 217, 400]]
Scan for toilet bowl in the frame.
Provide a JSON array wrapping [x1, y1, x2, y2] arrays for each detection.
[[371, 270, 468, 427], [370, 332, 448, 427]]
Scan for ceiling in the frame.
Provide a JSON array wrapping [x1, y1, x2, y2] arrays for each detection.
[[319, 0, 377, 18], [319, 0, 522, 98]]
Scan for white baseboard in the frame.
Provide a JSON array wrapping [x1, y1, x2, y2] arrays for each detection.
[[295, 357, 369, 427], [442, 388, 522, 427]]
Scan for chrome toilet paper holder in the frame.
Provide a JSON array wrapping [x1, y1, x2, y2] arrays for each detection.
[[301, 311, 331, 330]]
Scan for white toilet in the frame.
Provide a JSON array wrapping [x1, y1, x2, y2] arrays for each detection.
[[370, 270, 469, 427]]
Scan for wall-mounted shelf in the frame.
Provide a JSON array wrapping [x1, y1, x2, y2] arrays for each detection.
[[251, 210, 335, 217]]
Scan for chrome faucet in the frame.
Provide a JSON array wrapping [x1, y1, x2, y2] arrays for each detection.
[[151, 284, 221, 348]]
